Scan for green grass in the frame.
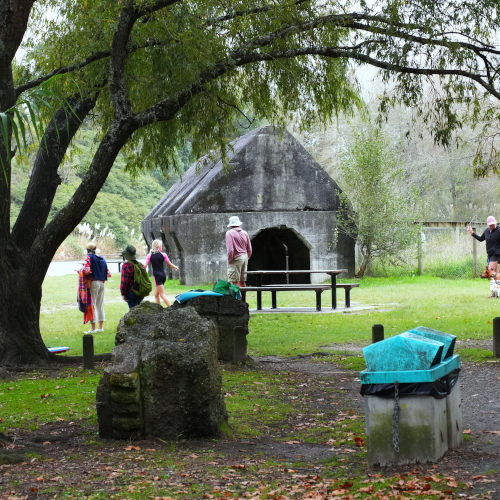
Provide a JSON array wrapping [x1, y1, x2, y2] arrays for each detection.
[[0, 368, 100, 432], [40, 274, 499, 361], [223, 367, 297, 438], [247, 276, 499, 357], [459, 348, 498, 363]]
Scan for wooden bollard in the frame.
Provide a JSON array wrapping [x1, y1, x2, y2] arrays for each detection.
[[233, 326, 247, 363], [83, 333, 94, 369], [372, 324, 384, 343], [493, 317, 500, 357]]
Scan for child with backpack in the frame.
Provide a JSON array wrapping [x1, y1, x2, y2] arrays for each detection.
[[120, 245, 152, 309], [144, 239, 179, 306]]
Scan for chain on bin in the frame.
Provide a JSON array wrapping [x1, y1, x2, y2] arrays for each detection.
[[392, 381, 400, 453]]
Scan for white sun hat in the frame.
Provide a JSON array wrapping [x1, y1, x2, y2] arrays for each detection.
[[227, 215, 243, 227]]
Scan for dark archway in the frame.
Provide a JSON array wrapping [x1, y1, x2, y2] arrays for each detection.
[[248, 227, 310, 284]]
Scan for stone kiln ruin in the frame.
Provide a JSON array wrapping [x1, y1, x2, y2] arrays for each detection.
[[142, 126, 355, 285], [171, 294, 249, 363], [96, 302, 228, 440]]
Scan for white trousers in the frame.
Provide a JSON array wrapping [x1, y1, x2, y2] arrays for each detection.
[[90, 280, 106, 323]]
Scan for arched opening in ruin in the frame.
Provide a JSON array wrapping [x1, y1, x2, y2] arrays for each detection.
[[247, 227, 310, 285]]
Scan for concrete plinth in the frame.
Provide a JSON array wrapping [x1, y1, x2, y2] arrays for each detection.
[[446, 383, 463, 449], [364, 395, 448, 466]]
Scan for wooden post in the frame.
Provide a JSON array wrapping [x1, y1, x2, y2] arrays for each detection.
[[83, 333, 94, 369], [233, 326, 247, 363], [472, 227, 478, 278], [493, 317, 500, 358], [417, 236, 423, 276], [372, 324, 384, 343]]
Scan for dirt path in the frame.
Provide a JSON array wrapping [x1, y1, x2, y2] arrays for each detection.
[[254, 355, 500, 478], [0, 356, 498, 499]]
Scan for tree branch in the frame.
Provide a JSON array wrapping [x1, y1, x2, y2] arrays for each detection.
[[12, 94, 98, 249], [206, 0, 309, 26], [15, 50, 111, 97], [110, 0, 182, 119], [34, 117, 139, 260], [15, 39, 172, 98], [16, 8, 499, 109]]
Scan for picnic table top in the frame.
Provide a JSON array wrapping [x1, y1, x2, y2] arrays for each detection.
[[243, 284, 332, 290], [246, 269, 347, 275]]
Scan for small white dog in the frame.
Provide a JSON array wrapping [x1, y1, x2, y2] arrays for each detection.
[[480, 267, 500, 298]]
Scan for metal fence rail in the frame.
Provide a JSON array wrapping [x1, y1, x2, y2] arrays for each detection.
[[417, 222, 482, 278], [362, 221, 484, 279]]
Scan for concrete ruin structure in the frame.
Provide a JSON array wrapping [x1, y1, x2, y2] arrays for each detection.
[[141, 126, 355, 285], [96, 303, 228, 440]]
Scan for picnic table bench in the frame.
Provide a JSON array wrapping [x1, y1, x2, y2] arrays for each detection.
[[101, 256, 146, 272], [106, 258, 125, 272], [240, 283, 359, 311], [243, 270, 359, 310], [240, 284, 332, 311], [333, 283, 359, 308], [246, 269, 348, 309]]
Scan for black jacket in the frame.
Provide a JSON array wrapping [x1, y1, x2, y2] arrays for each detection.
[[472, 225, 500, 257]]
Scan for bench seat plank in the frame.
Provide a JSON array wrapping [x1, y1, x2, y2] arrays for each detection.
[[241, 285, 330, 311], [241, 283, 359, 310], [334, 283, 359, 307]]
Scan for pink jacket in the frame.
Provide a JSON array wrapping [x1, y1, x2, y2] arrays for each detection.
[[225, 227, 252, 263]]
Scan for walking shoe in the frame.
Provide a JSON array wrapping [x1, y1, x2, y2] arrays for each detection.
[[84, 329, 96, 334], [95, 328, 104, 333]]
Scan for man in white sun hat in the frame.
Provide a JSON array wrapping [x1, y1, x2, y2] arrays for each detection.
[[225, 215, 252, 287], [468, 215, 500, 273]]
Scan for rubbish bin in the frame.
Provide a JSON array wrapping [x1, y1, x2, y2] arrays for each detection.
[[360, 326, 462, 466]]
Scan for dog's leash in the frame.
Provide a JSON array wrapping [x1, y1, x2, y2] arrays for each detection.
[[467, 213, 477, 227]]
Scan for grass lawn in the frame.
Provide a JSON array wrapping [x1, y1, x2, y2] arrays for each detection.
[[0, 274, 497, 498], [40, 274, 497, 361]]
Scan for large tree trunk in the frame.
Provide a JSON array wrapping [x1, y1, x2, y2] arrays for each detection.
[[0, 116, 136, 366], [0, 95, 99, 366], [0, 247, 51, 365], [0, 1, 48, 366]]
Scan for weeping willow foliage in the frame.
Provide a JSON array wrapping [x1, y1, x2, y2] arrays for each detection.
[[6, 0, 500, 179], [336, 124, 422, 276]]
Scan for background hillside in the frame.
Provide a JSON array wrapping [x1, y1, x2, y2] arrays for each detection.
[[11, 127, 193, 259], [11, 98, 500, 263]]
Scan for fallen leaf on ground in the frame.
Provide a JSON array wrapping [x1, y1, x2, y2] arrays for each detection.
[[354, 436, 365, 447]]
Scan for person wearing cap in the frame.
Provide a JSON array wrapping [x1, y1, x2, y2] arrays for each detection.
[[120, 244, 145, 309], [225, 215, 252, 288], [467, 216, 500, 273], [82, 243, 111, 333]]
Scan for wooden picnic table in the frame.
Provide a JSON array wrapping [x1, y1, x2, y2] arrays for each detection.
[[79, 258, 145, 273], [246, 269, 347, 309], [240, 284, 331, 311], [106, 258, 125, 272]]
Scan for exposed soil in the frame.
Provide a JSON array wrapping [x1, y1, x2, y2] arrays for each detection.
[[0, 355, 498, 499]]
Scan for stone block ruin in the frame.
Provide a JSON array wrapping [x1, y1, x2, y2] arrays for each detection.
[[171, 294, 249, 363], [96, 302, 229, 440]]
